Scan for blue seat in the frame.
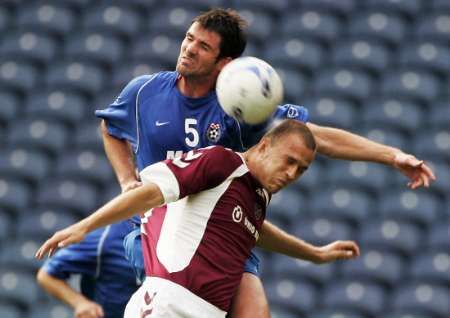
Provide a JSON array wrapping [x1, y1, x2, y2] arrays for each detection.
[[399, 41, 450, 77], [310, 309, 365, 318], [429, 99, 450, 129], [281, 10, 342, 46], [238, 10, 275, 44], [268, 188, 306, 224], [111, 61, 164, 89], [0, 268, 40, 309], [102, 183, 122, 203], [380, 69, 440, 104], [45, 61, 106, 97], [36, 178, 99, 216], [272, 67, 308, 104], [427, 221, 450, 250], [378, 190, 440, 228], [0, 89, 19, 125], [8, 118, 68, 156], [364, 0, 422, 19], [231, 0, 290, 16], [391, 283, 450, 317], [0, 6, 10, 35], [241, 40, 262, 57], [0, 239, 44, 271], [271, 256, 336, 286], [304, 96, 356, 129], [362, 98, 423, 135], [331, 39, 391, 75], [166, 0, 224, 11], [73, 121, 104, 152], [263, 38, 324, 75], [431, 0, 450, 11], [0, 31, 58, 67], [358, 219, 423, 257], [269, 305, 298, 318], [0, 59, 38, 94], [26, 303, 72, 318], [82, 4, 141, 39], [0, 303, 21, 318], [55, 150, 114, 186], [265, 278, 317, 315], [339, 248, 404, 287], [358, 126, 409, 151], [148, 7, 198, 38], [16, 3, 76, 38], [299, 0, 357, 18], [0, 209, 11, 243], [64, 32, 125, 67], [0, 178, 31, 214], [17, 206, 78, 239], [309, 187, 373, 226], [313, 68, 373, 103], [292, 217, 354, 246], [347, 11, 407, 47], [131, 33, 180, 69], [0, 147, 50, 185], [322, 280, 386, 317], [326, 161, 388, 195], [410, 250, 450, 286], [25, 90, 87, 126], [415, 13, 450, 44], [413, 128, 450, 162]]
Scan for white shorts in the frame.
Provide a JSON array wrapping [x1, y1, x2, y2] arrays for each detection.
[[124, 276, 227, 318]]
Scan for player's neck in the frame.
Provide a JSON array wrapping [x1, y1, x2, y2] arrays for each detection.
[[177, 75, 215, 98]]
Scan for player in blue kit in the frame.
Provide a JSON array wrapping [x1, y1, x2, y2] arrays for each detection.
[[37, 8, 435, 318], [97, 8, 435, 318]]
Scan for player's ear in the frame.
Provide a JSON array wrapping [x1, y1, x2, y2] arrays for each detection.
[[217, 57, 232, 71]]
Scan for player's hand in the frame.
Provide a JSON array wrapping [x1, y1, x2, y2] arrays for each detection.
[[314, 240, 360, 264], [121, 180, 142, 193], [393, 152, 436, 189], [75, 299, 104, 318], [35, 222, 88, 259]]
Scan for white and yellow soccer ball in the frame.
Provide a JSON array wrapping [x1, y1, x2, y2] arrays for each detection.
[[216, 56, 283, 125]]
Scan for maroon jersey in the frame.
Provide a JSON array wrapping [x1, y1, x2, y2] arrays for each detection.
[[138, 146, 269, 311]]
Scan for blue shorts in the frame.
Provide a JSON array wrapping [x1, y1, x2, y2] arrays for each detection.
[[124, 228, 261, 278]]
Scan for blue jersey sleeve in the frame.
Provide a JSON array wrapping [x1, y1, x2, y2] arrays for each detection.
[[241, 104, 309, 148], [95, 75, 154, 150]]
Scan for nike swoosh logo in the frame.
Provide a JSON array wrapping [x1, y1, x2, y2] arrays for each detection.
[[156, 121, 170, 126]]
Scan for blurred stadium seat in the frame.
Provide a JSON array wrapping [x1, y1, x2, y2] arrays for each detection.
[[0, 89, 20, 126], [399, 41, 450, 77], [309, 309, 365, 318], [0, 239, 44, 272], [130, 33, 181, 69], [0, 268, 40, 310], [409, 250, 450, 286], [292, 217, 354, 246], [0, 59, 38, 95], [427, 221, 450, 251], [364, 0, 422, 20], [0, 303, 21, 318], [414, 13, 450, 44], [305, 96, 357, 129], [148, 7, 198, 38], [0, 178, 32, 215]]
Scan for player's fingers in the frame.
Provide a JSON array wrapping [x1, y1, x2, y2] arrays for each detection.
[[337, 241, 360, 257], [96, 304, 104, 318], [422, 163, 436, 180]]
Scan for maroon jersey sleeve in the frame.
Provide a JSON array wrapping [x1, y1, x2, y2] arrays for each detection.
[[165, 146, 245, 199]]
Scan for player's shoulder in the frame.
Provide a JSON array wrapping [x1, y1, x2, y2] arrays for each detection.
[[197, 146, 244, 169]]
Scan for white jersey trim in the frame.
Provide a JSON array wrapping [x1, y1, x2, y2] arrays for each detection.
[[156, 162, 249, 273], [140, 162, 180, 203]]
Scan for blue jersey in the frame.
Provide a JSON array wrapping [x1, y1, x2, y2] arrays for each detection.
[[95, 71, 309, 277], [42, 222, 140, 318]]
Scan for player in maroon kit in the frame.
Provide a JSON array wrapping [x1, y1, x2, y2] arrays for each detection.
[[36, 120, 360, 317]]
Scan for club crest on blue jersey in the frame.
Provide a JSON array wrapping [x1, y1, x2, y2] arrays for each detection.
[[206, 122, 221, 143]]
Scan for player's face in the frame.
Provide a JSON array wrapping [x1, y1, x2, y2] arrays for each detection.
[[176, 22, 225, 79], [257, 134, 315, 193]]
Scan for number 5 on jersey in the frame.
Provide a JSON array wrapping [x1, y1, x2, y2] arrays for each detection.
[[185, 118, 199, 147]]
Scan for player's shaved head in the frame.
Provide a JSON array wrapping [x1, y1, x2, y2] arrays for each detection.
[[264, 119, 316, 152]]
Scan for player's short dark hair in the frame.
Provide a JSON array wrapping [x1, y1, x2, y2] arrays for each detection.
[[193, 8, 247, 60], [265, 119, 317, 151]]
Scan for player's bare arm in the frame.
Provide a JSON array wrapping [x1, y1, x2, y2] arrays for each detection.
[[36, 182, 164, 259], [101, 120, 142, 192], [37, 269, 104, 318], [306, 122, 436, 189], [257, 221, 360, 263]]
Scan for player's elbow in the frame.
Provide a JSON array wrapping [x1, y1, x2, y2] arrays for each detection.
[[36, 268, 51, 287]]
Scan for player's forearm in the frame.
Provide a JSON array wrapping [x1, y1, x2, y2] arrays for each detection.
[[101, 120, 139, 186], [36, 269, 88, 309], [306, 122, 401, 166], [82, 182, 164, 232], [257, 221, 321, 263]]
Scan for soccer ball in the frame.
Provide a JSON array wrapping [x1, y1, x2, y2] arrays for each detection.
[[216, 56, 283, 125]]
